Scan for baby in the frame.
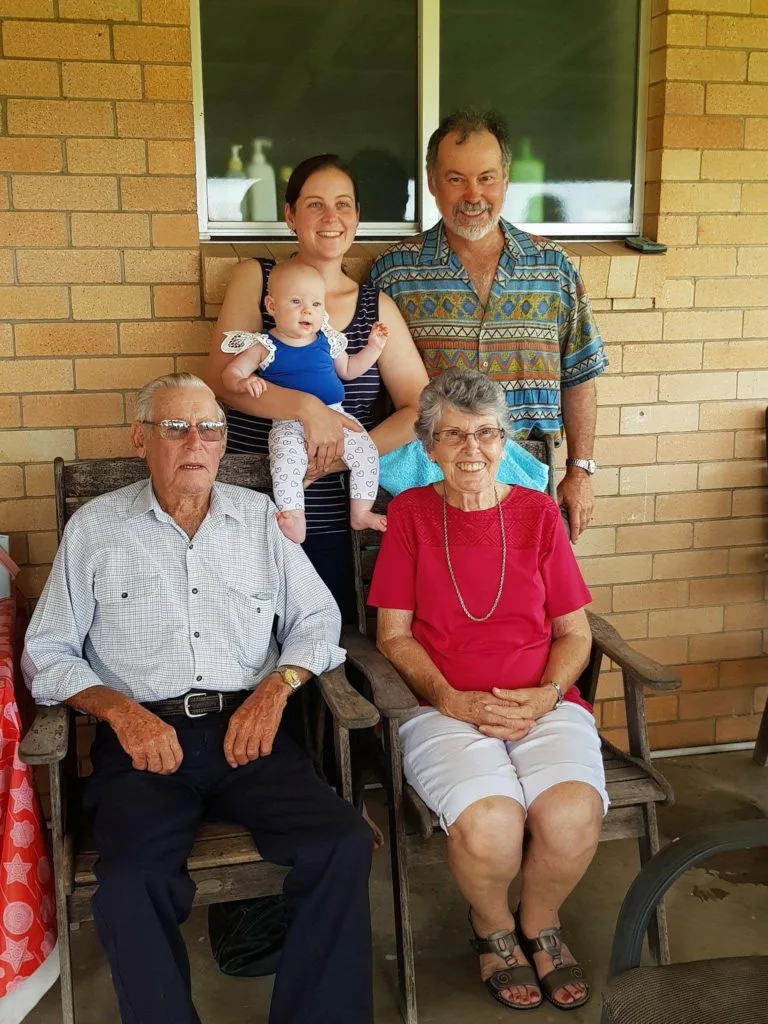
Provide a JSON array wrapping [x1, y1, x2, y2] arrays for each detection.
[[221, 260, 388, 543]]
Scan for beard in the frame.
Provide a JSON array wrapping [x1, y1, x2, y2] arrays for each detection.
[[447, 201, 499, 241]]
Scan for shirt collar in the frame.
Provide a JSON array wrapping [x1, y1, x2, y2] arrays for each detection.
[[126, 479, 247, 527]]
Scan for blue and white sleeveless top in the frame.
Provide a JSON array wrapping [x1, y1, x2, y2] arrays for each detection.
[[225, 258, 382, 536]]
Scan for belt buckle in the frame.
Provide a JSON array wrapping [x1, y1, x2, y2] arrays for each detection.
[[183, 692, 223, 718]]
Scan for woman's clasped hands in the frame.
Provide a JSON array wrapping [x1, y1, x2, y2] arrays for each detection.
[[438, 686, 557, 742]]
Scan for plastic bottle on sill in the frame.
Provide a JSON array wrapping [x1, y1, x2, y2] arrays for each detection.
[[226, 143, 245, 178], [245, 138, 277, 221], [510, 137, 545, 223]]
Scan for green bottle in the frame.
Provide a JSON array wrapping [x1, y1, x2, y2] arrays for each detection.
[[510, 138, 545, 223]]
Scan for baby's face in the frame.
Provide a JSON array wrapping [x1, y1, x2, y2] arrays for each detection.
[[268, 269, 326, 340]]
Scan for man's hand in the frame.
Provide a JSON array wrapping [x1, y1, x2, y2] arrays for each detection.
[[475, 686, 557, 741], [557, 468, 595, 543], [223, 675, 289, 767], [109, 704, 183, 775]]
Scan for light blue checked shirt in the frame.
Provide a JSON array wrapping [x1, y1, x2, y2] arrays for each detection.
[[23, 480, 345, 706]]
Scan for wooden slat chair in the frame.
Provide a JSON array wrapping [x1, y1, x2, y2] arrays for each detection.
[[19, 453, 379, 1024], [342, 437, 681, 1024]]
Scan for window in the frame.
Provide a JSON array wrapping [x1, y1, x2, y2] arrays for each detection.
[[193, 0, 648, 239]]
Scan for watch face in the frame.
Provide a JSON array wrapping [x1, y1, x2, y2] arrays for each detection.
[[282, 668, 301, 690]]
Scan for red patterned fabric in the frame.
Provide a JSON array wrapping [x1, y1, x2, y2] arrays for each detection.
[[0, 596, 57, 999]]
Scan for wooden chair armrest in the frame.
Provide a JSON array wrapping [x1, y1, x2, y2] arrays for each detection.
[[341, 627, 419, 720], [315, 665, 379, 730], [19, 704, 70, 765], [587, 612, 681, 692]]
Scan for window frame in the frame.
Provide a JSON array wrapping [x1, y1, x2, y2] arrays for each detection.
[[191, 0, 650, 240]]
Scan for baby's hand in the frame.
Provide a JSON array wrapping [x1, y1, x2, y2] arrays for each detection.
[[368, 322, 389, 351], [235, 376, 267, 399]]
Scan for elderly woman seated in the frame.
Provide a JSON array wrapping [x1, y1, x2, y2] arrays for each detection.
[[367, 368, 607, 1012]]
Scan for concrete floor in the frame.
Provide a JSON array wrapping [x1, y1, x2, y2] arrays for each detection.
[[27, 751, 768, 1024]]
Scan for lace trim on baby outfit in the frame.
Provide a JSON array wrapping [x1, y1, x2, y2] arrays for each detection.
[[220, 331, 277, 370]]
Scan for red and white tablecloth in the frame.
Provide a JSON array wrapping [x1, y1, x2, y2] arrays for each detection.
[[0, 593, 58, 1022]]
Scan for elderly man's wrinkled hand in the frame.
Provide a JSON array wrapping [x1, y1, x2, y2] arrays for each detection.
[[557, 470, 595, 543], [110, 705, 183, 775], [223, 675, 288, 767]]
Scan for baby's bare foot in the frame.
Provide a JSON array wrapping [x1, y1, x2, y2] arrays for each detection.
[[350, 510, 387, 532]]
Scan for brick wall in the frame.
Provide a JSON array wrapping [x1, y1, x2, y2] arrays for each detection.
[[1, 0, 767, 751]]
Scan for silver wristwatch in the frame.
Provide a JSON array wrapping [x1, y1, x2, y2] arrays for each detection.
[[566, 457, 597, 476], [548, 682, 564, 710]]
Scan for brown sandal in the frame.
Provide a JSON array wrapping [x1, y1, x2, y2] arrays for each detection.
[[515, 914, 590, 1011], [469, 913, 542, 1011]]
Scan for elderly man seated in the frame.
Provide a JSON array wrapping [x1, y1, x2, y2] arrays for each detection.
[[22, 372, 373, 1024]]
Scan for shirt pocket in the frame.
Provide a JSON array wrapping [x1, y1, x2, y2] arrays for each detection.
[[93, 573, 165, 655], [227, 588, 276, 668]]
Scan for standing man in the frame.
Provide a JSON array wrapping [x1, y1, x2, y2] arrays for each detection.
[[370, 109, 606, 541]]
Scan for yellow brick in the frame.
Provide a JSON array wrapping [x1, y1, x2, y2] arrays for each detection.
[[143, 64, 192, 101], [699, 459, 767, 489], [737, 247, 768, 276], [612, 298, 654, 312], [690, 631, 762, 662], [741, 185, 768, 212], [17, 249, 121, 284], [119, 320, 209, 354], [25, 463, 54, 495], [658, 431, 735, 463], [0, 496, 55, 530], [738, 370, 768, 399], [0, 397, 21, 429], [204, 303, 221, 319], [0, 429, 74, 463], [12, 174, 117, 211], [663, 309, 742, 340], [709, 84, 768, 116], [117, 101, 194, 140], [592, 312, 663, 343], [649, 49, 666, 86], [113, 24, 190, 62], [634, 256, 668, 300], [0, 138, 62, 174], [750, 53, 768, 82], [646, 147, 662, 184], [696, 517, 767, 551], [22, 392, 123, 427], [2, 20, 111, 60], [666, 246, 737, 277], [734, 430, 764, 458], [667, 14, 708, 46], [634, 636, 691, 666], [649, 606, 724, 638], [664, 82, 706, 115], [669, 0, 749, 11], [152, 213, 199, 247], [202, 255, 239, 303], [729, 545, 768, 574], [681, 687, 755, 721], [656, 215, 699, 245], [66, 137, 146, 175], [653, 549, 729, 579], [664, 115, 744, 149], [62, 61, 142, 102], [657, 279, 695, 309], [7, 98, 113, 137], [0, 465, 23, 498], [605, 255, 639, 298], [659, 371, 737, 402], [124, 248, 199, 283], [27, 531, 58, 565], [76, 355, 173, 390], [121, 177, 196, 212], [587, 587, 612, 615], [674, 662, 720, 692], [153, 284, 200, 318], [0, 286, 69, 321], [0, 59, 59, 97], [15, 322, 117, 356], [644, 181, 660, 216], [0, 250, 13, 286], [660, 182, 741, 214], [701, 213, 768, 242], [77, 426, 135, 459], [691, 574, 763, 607], [596, 375, 659, 407], [0, 212, 67, 248], [571, 526, 615, 557], [716, 712, 765, 743], [667, 47, 747, 81], [142, 0, 188, 22], [708, 14, 768, 48], [71, 284, 151, 321], [704, 340, 768, 369], [660, 149, 701, 181], [0, 0, 54, 14], [744, 310, 768, 337], [147, 139, 195, 175], [616, 522, 693, 554], [699, 400, 764, 430], [732, 487, 768, 517], [59, 0, 139, 18], [174, 355, 207, 376], [620, 463, 698, 495], [71, 211, 150, 247], [624, 343, 701, 374], [601, 612, 649, 642], [594, 435, 658, 467], [745, 118, 768, 148], [579, 554, 652, 587], [701, 150, 768, 181], [1, 358, 74, 395], [613, 579, 689, 613], [620, 404, 699, 436], [596, 406, 619, 435], [591, 495, 655, 527]]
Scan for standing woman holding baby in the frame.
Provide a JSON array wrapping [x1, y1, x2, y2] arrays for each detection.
[[205, 154, 428, 618]]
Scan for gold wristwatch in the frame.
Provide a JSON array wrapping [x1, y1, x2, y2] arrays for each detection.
[[279, 667, 303, 694]]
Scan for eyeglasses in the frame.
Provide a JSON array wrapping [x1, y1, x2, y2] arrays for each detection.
[[141, 419, 227, 442], [432, 426, 505, 447]]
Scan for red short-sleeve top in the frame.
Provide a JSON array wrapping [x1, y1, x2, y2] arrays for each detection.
[[367, 485, 592, 710]]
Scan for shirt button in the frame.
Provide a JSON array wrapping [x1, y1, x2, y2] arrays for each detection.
[[256, 607, 261, 614], [196, 675, 202, 682], [121, 592, 128, 599], [482, 359, 489, 369], [194, 631, 200, 638], [191, 588, 198, 594], [188, 543, 193, 550]]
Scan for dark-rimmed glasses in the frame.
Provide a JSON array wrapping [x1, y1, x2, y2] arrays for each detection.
[[432, 426, 505, 447], [141, 419, 227, 442]]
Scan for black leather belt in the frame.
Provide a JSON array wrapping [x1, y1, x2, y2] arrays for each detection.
[[143, 690, 249, 720]]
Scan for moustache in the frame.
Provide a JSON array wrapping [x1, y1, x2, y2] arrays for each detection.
[[454, 202, 492, 215]]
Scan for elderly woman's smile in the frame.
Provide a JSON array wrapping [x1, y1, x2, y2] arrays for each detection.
[[430, 410, 506, 510]]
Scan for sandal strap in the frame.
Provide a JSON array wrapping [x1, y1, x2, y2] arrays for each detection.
[[519, 924, 565, 965], [537, 962, 589, 1001], [485, 963, 539, 994], [469, 927, 519, 962]]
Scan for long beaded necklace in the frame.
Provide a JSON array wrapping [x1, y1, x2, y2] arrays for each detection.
[[441, 484, 507, 622]]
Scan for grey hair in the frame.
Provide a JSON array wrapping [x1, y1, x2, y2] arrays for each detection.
[[426, 108, 511, 174], [415, 368, 512, 450], [133, 372, 226, 424]]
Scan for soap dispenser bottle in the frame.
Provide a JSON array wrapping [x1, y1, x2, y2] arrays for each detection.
[[510, 138, 545, 223], [226, 143, 245, 178], [245, 138, 277, 221]]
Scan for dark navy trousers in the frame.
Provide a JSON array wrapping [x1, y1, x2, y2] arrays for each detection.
[[84, 714, 373, 1024]]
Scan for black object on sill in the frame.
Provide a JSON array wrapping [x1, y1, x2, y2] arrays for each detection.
[[624, 236, 668, 254]]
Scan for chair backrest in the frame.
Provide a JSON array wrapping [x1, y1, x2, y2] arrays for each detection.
[[54, 453, 273, 539]]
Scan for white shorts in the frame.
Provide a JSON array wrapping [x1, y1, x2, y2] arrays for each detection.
[[399, 702, 609, 833]]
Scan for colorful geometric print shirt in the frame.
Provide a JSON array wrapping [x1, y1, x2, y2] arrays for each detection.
[[369, 218, 607, 442]]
